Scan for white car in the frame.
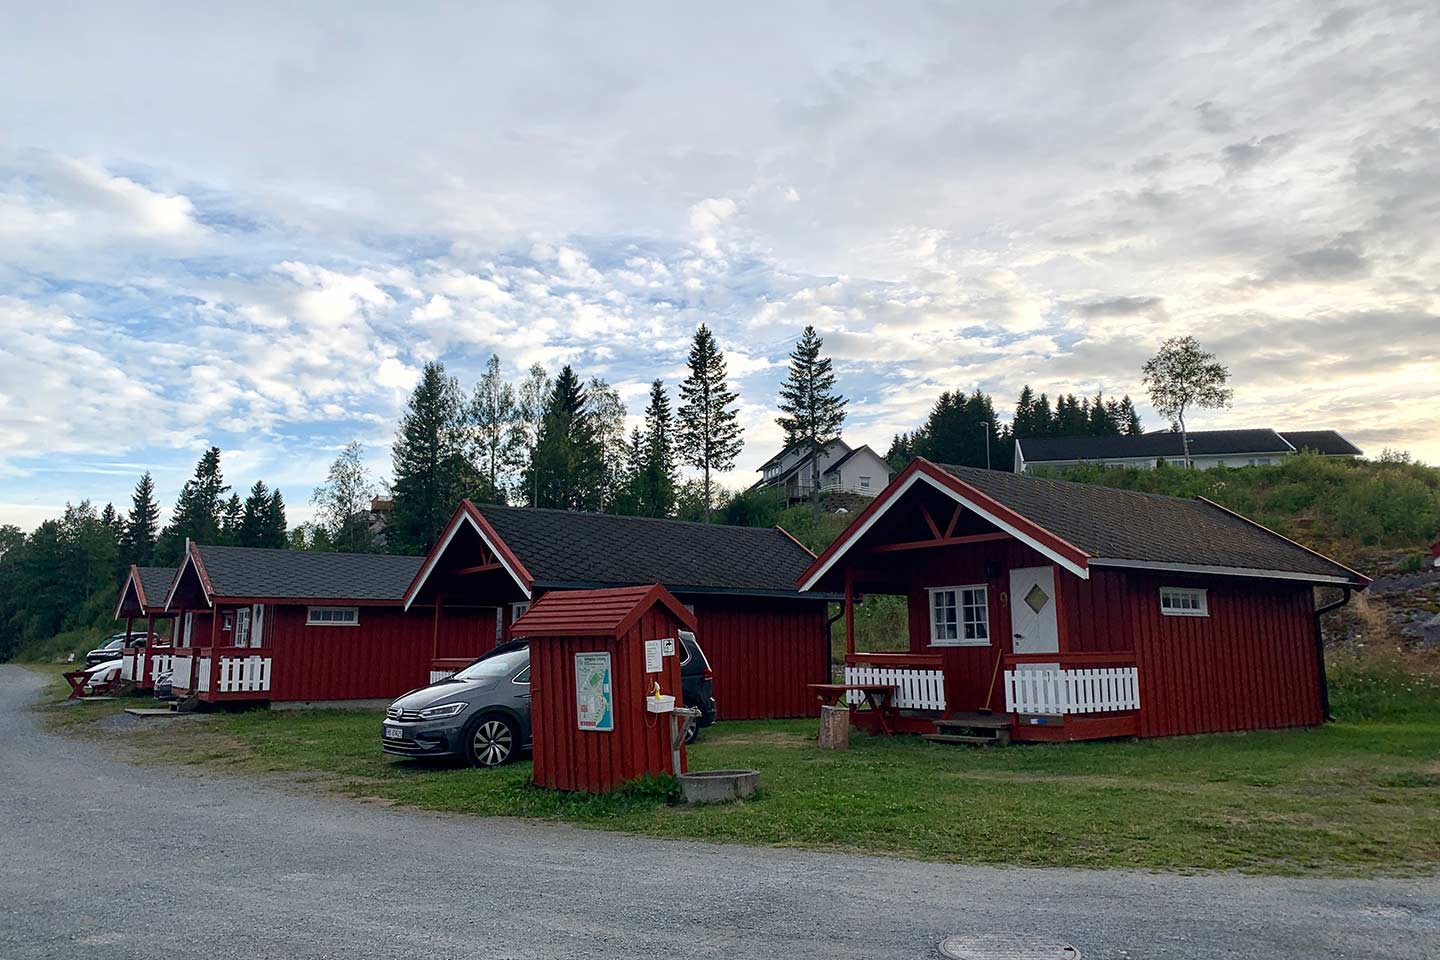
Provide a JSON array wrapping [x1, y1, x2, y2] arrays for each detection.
[[81, 658, 124, 694]]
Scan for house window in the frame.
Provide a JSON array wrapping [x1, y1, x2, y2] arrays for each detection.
[[1159, 587, 1208, 617], [306, 606, 360, 626], [928, 585, 990, 646], [511, 601, 531, 622], [859, 476, 871, 489], [233, 607, 251, 647]]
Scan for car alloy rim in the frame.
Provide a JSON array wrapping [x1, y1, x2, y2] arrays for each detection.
[[473, 720, 513, 765]]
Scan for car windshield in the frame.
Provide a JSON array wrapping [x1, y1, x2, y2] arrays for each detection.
[[453, 649, 527, 681]]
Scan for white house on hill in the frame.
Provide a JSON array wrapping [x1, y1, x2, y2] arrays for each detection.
[[752, 439, 892, 499]]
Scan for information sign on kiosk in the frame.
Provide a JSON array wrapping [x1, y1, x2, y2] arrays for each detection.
[[514, 584, 698, 794]]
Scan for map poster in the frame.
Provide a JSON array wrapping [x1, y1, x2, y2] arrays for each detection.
[[574, 652, 614, 732]]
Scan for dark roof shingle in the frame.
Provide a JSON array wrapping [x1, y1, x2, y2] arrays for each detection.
[[195, 545, 423, 602], [1018, 429, 1294, 463], [137, 567, 176, 607], [1278, 430, 1363, 456], [935, 464, 1361, 583], [475, 505, 817, 597]]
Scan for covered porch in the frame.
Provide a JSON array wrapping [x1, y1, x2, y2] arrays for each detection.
[[808, 461, 1143, 743]]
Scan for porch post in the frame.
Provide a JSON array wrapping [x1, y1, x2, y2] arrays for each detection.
[[499, 603, 510, 645], [124, 616, 133, 645], [843, 569, 856, 659], [209, 605, 222, 696], [145, 613, 155, 645]]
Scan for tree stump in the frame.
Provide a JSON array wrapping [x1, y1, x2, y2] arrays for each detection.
[[817, 704, 850, 751]]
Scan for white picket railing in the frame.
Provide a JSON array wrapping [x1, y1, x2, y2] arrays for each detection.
[[196, 657, 212, 692], [149, 651, 175, 682], [1004, 667, 1140, 715], [843, 664, 947, 710], [171, 654, 193, 692], [121, 652, 138, 682], [217, 656, 272, 693]]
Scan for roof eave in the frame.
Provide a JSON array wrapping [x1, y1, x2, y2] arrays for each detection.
[[1088, 557, 1365, 588]]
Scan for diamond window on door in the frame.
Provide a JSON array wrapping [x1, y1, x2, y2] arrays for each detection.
[[1024, 583, 1050, 614]]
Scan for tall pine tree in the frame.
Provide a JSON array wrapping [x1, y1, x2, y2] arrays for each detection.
[[391, 361, 469, 553], [637, 380, 678, 518], [238, 481, 273, 547], [467, 354, 525, 504], [676, 324, 743, 521], [123, 472, 160, 566], [265, 490, 288, 547], [158, 447, 229, 561], [775, 326, 847, 511]]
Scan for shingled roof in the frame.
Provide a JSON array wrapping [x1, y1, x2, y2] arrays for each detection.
[[187, 544, 424, 603], [800, 459, 1367, 590], [137, 567, 176, 608], [1278, 430, 1363, 456], [943, 464, 1364, 583], [1018, 429, 1295, 464], [473, 504, 818, 596]]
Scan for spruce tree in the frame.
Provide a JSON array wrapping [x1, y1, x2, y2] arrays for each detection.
[[1118, 395, 1144, 435], [1013, 385, 1038, 436], [775, 326, 847, 511], [676, 324, 744, 522], [159, 447, 229, 560], [265, 490, 289, 547], [391, 361, 469, 553], [614, 427, 647, 515], [1033, 393, 1054, 435], [639, 380, 678, 518], [238, 481, 272, 547], [468, 354, 525, 504], [523, 365, 605, 511], [123, 472, 160, 566]]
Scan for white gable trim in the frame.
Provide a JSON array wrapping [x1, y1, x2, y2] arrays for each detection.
[[403, 510, 531, 611], [798, 469, 1090, 592], [164, 549, 211, 611]]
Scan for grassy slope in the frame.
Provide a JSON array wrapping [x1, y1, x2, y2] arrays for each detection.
[[39, 654, 1440, 877]]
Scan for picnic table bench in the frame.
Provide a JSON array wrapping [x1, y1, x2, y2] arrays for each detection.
[[808, 682, 900, 736]]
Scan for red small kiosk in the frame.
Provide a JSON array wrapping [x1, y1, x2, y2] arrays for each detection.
[[516, 584, 696, 794]]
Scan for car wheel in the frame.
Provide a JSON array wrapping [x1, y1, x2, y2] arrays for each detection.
[[466, 714, 517, 768], [683, 716, 700, 745]]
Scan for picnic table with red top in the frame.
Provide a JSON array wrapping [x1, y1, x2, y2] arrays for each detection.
[[808, 682, 900, 736]]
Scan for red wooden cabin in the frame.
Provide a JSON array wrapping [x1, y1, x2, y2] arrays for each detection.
[[404, 501, 832, 720], [114, 565, 178, 690], [800, 459, 1369, 742], [162, 543, 495, 706]]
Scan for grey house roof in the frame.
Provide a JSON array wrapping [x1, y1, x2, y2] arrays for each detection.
[[1017, 429, 1294, 464], [936, 463, 1365, 584], [474, 505, 819, 597], [1278, 431, 1363, 456], [137, 567, 176, 607], [193, 544, 423, 602]]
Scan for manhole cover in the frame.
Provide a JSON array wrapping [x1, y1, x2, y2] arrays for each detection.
[[939, 934, 1083, 960]]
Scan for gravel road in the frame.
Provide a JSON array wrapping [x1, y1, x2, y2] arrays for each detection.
[[1, 665, 1436, 960]]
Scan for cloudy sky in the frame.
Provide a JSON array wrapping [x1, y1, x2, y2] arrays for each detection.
[[2, 2, 1437, 530]]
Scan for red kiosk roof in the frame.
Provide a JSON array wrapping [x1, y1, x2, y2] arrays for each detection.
[[511, 584, 696, 639]]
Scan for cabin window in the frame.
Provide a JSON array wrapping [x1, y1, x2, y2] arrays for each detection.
[[928, 585, 990, 646], [306, 606, 360, 626], [1159, 587, 1208, 617]]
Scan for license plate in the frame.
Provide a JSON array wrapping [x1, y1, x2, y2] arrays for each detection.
[[383, 725, 407, 740]]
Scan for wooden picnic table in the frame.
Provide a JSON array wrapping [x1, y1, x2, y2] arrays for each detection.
[[808, 682, 900, 736]]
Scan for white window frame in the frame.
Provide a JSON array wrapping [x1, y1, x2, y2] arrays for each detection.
[[859, 475, 871, 489], [306, 606, 360, 626], [1159, 587, 1209, 617], [928, 584, 991, 647]]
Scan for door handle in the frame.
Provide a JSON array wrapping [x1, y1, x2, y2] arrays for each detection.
[[1013, 633, 1023, 639]]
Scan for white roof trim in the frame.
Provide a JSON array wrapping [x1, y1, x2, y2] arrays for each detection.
[[1088, 557, 1355, 586], [164, 549, 211, 611], [404, 510, 531, 611], [799, 469, 1090, 592]]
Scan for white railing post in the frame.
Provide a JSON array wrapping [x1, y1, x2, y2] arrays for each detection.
[[1003, 666, 1140, 715]]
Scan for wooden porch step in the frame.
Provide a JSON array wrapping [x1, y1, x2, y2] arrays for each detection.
[[934, 711, 1011, 731], [922, 733, 1003, 747]]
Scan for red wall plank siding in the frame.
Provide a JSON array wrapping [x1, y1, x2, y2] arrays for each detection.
[[434, 607, 498, 659], [266, 606, 437, 702], [689, 597, 829, 720], [530, 606, 686, 793], [1129, 574, 1321, 737]]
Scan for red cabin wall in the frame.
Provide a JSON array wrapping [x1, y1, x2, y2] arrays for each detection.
[[530, 606, 687, 793], [434, 606, 499, 660], [265, 605, 435, 702], [688, 596, 829, 720], [1128, 573, 1321, 737]]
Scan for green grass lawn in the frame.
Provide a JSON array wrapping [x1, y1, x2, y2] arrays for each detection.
[[35, 658, 1440, 877]]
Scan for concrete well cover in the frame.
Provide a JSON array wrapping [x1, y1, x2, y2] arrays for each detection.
[[939, 934, 1083, 960]]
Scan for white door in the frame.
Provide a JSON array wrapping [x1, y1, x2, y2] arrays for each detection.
[[1009, 566, 1059, 658]]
